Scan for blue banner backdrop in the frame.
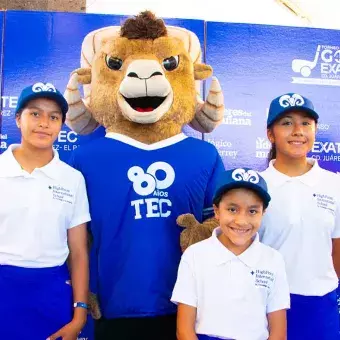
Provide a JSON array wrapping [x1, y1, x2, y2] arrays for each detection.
[[205, 22, 340, 173]]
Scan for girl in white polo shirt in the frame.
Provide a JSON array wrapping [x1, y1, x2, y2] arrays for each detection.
[[260, 93, 340, 340], [0, 83, 91, 340], [171, 168, 290, 340]]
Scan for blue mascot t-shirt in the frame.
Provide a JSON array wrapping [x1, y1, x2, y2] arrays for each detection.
[[69, 133, 224, 318]]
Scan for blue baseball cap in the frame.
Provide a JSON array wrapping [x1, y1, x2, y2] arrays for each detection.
[[213, 168, 271, 208], [267, 93, 319, 127], [15, 82, 68, 120]]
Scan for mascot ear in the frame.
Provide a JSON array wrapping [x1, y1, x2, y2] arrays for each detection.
[[71, 67, 92, 85], [194, 63, 213, 80]]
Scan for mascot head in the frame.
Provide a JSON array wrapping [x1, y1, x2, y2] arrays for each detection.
[[65, 11, 224, 141]]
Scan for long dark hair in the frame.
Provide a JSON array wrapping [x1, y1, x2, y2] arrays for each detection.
[[15, 109, 23, 118], [268, 143, 276, 162]]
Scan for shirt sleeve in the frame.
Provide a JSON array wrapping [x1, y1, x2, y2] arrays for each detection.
[[69, 173, 91, 228], [267, 252, 290, 314], [171, 248, 197, 307], [203, 151, 225, 220]]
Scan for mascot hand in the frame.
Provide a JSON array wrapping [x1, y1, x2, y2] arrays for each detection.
[[177, 214, 219, 252], [65, 280, 102, 320], [89, 292, 102, 320], [70, 67, 92, 85]]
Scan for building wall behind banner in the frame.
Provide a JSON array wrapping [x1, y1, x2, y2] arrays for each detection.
[[205, 22, 340, 172]]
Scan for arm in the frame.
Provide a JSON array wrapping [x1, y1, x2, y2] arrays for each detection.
[[171, 249, 198, 339], [177, 303, 198, 340], [68, 223, 89, 327], [48, 173, 91, 340], [332, 181, 340, 278], [332, 238, 340, 278], [267, 253, 290, 340], [48, 223, 89, 340], [268, 309, 287, 340]]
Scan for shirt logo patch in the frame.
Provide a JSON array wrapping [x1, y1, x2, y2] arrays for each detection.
[[49, 185, 74, 204], [254, 269, 274, 289], [313, 193, 336, 214], [127, 161, 175, 220]]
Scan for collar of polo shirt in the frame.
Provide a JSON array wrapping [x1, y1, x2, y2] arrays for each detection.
[[210, 227, 261, 267], [266, 158, 320, 187], [0, 144, 60, 180]]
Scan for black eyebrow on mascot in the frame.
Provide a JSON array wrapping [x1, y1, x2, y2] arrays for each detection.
[[64, 10, 224, 337]]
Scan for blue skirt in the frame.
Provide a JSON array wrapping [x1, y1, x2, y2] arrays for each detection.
[[0, 264, 73, 340], [287, 290, 340, 340]]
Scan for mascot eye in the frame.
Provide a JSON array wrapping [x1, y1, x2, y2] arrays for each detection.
[[162, 56, 179, 71], [105, 56, 123, 70]]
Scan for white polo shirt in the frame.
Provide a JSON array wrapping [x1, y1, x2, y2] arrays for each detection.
[[171, 228, 290, 340], [0, 144, 91, 268], [260, 159, 340, 296]]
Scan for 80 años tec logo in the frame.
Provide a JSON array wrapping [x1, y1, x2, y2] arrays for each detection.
[[128, 162, 175, 219]]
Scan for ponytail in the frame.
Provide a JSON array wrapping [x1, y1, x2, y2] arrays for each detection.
[[268, 143, 276, 163]]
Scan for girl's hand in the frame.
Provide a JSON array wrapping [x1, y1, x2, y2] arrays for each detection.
[[46, 318, 85, 340]]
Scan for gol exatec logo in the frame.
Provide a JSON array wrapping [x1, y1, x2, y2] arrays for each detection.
[[292, 45, 340, 86], [312, 141, 340, 162]]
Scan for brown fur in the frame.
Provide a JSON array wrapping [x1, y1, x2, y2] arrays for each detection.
[[76, 12, 217, 319], [73, 12, 213, 144], [177, 214, 219, 251], [120, 11, 167, 40], [89, 36, 198, 143], [194, 63, 213, 80]]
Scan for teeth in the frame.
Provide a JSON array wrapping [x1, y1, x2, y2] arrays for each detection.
[[231, 228, 250, 234], [289, 142, 304, 145]]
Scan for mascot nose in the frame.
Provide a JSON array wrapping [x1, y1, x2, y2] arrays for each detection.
[[127, 72, 138, 78], [127, 71, 163, 79]]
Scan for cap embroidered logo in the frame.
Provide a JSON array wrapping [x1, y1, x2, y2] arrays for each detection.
[[279, 93, 305, 108], [32, 82, 57, 93], [231, 168, 260, 184]]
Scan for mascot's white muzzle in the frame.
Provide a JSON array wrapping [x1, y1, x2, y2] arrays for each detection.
[[118, 59, 174, 124]]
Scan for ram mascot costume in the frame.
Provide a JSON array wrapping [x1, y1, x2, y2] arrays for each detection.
[[64, 11, 224, 339]]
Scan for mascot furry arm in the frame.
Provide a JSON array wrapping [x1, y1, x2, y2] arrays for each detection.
[[65, 11, 222, 319]]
